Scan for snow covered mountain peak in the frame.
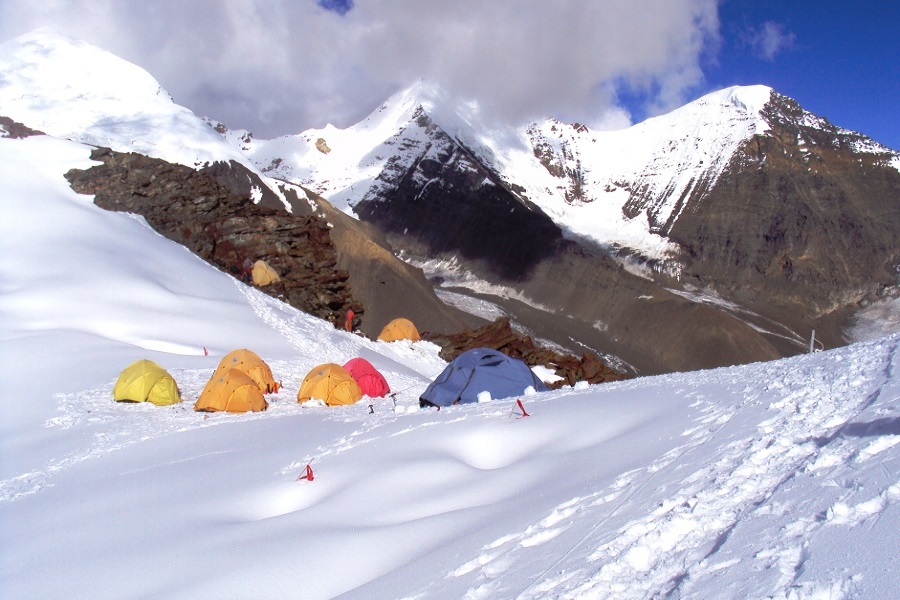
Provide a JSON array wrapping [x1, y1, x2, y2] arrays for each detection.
[[372, 79, 440, 120], [352, 78, 495, 148], [689, 84, 772, 116], [239, 79, 486, 212], [721, 83, 773, 114], [0, 29, 254, 171], [629, 84, 772, 144], [500, 84, 778, 264], [0, 29, 173, 110], [0, 29, 297, 209], [236, 82, 783, 261]]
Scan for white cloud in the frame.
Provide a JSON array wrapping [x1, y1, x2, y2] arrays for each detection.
[[748, 20, 796, 61], [0, 0, 721, 137]]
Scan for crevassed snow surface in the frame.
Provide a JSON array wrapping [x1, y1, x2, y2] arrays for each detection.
[[3, 132, 900, 599]]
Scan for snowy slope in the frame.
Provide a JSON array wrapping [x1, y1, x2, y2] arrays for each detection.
[[3, 132, 900, 598], [0, 30, 290, 207]]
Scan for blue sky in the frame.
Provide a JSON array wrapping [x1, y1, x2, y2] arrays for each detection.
[[0, 1, 897, 149], [704, 1, 900, 149]]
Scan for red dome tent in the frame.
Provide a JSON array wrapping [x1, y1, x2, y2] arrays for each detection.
[[342, 357, 390, 398]]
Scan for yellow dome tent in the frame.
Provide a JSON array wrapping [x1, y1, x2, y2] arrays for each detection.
[[297, 363, 362, 406], [377, 317, 420, 342], [113, 359, 182, 406], [251, 259, 281, 286], [213, 349, 279, 393], [194, 368, 268, 413]]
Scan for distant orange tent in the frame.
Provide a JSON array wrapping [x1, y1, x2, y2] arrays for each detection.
[[251, 259, 281, 286], [297, 363, 362, 406], [213, 349, 279, 394], [377, 318, 420, 342], [343, 357, 390, 398], [194, 368, 268, 413]]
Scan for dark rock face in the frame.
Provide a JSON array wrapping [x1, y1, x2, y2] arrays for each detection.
[[527, 120, 589, 204], [425, 317, 627, 388], [64, 147, 358, 324], [669, 92, 900, 314], [199, 159, 295, 213], [353, 109, 563, 281], [0, 115, 44, 138]]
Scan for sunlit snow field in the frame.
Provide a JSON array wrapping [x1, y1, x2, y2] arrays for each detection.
[[3, 127, 900, 600]]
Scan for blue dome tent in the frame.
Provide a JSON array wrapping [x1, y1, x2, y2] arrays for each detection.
[[419, 347, 549, 407]]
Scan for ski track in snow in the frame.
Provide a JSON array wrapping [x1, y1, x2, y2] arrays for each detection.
[[403, 338, 900, 599]]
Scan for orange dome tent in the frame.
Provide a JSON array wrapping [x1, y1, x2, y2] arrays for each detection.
[[297, 363, 362, 406], [377, 318, 420, 342], [251, 259, 281, 286], [195, 368, 268, 413], [213, 349, 279, 393], [343, 357, 390, 398]]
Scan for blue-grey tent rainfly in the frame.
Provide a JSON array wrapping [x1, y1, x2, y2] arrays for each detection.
[[419, 347, 549, 407]]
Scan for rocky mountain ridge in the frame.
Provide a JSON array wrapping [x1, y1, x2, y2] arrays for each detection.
[[669, 91, 900, 313], [236, 82, 899, 373]]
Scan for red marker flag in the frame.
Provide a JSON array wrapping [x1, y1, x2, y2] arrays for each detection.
[[297, 463, 314, 481], [516, 398, 530, 418]]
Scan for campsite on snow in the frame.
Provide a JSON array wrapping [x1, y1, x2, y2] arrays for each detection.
[[2, 26, 900, 600]]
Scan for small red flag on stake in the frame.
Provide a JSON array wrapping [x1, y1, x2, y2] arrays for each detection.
[[203, 347, 208, 356], [516, 398, 530, 418], [297, 463, 314, 482], [508, 398, 530, 419]]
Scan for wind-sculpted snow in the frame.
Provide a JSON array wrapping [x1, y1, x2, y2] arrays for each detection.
[[394, 337, 900, 600]]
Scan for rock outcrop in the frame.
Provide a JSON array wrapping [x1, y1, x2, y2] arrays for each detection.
[[425, 317, 628, 388], [62, 147, 608, 381], [0, 115, 43, 138], [65, 147, 358, 324]]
